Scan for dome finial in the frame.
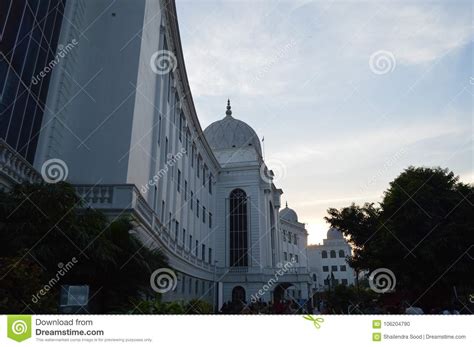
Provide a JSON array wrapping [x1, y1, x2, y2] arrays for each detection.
[[226, 99, 232, 116]]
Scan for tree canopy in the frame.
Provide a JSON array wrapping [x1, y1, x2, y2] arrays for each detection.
[[325, 167, 473, 310], [0, 182, 168, 313]]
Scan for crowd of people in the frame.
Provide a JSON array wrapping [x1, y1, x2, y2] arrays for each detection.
[[219, 299, 314, 314]]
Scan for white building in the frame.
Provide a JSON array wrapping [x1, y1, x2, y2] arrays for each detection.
[[307, 228, 356, 293], [0, 0, 314, 309]]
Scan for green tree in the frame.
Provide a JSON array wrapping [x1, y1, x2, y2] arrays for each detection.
[[0, 182, 168, 313], [325, 167, 473, 310]]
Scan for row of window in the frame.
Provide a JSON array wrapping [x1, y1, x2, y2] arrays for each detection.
[[322, 250, 345, 258], [283, 252, 299, 263], [323, 265, 347, 272], [176, 274, 214, 297], [282, 230, 298, 245]]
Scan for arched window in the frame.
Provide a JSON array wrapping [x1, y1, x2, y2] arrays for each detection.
[[232, 286, 246, 303], [322, 250, 328, 258], [330, 250, 336, 258], [312, 274, 317, 282], [229, 189, 248, 267], [339, 250, 345, 258]]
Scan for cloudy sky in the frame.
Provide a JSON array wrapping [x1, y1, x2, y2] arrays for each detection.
[[175, 0, 473, 244]]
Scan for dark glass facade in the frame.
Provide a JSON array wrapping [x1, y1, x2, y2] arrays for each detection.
[[0, 0, 66, 163]]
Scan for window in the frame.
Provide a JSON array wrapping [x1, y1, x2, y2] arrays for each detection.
[[339, 250, 345, 258], [324, 279, 329, 285], [191, 144, 195, 167], [322, 250, 328, 258], [295, 254, 299, 263], [330, 250, 336, 258], [229, 189, 248, 267], [190, 191, 193, 210], [208, 248, 212, 264], [165, 137, 169, 160], [179, 112, 184, 141], [293, 234, 297, 245], [284, 252, 287, 261], [342, 279, 348, 285], [168, 213, 172, 231], [181, 275, 185, 293], [185, 129, 190, 152], [184, 180, 187, 200], [201, 244, 205, 261], [195, 280, 198, 295], [161, 201, 165, 223], [209, 213, 212, 228], [209, 174, 213, 194], [189, 235, 192, 251], [340, 265, 346, 271], [203, 206, 206, 223], [323, 266, 329, 272], [177, 169, 181, 192], [202, 165, 207, 186], [282, 231, 286, 242], [334, 279, 339, 285], [312, 274, 317, 281], [158, 115, 162, 144], [197, 200, 200, 217], [182, 229, 186, 246], [289, 253, 293, 261], [331, 265, 337, 272], [175, 221, 179, 241], [288, 232, 292, 243], [195, 240, 198, 256], [188, 277, 192, 294], [197, 156, 201, 177]]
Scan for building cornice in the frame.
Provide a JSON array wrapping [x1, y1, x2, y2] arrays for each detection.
[[163, 0, 221, 171]]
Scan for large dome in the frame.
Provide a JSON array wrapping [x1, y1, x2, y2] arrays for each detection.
[[327, 227, 344, 239], [203, 100, 262, 157], [279, 203, 298, 223]]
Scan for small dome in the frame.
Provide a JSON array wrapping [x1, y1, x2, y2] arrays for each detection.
[[203, 100, 262, 157], [280, 203, 298, 223], [327, 227, 344, 239]]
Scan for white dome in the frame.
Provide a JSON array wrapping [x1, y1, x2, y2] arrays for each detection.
[[279, 203, 298, 223], [327, 227, 344, 239], [203, 100, 262, 157]]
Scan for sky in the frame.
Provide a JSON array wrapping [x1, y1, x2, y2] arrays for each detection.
[[175, 0, 473, 245]]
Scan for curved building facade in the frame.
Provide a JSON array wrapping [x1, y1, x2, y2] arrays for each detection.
[[2, 0, 320, 309]]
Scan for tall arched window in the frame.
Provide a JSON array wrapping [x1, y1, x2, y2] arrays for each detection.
[[322, 250, 328, 258], [339, 250, 345, 258], [330, 250, 336, 258], [229, 189, 248, 267]]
